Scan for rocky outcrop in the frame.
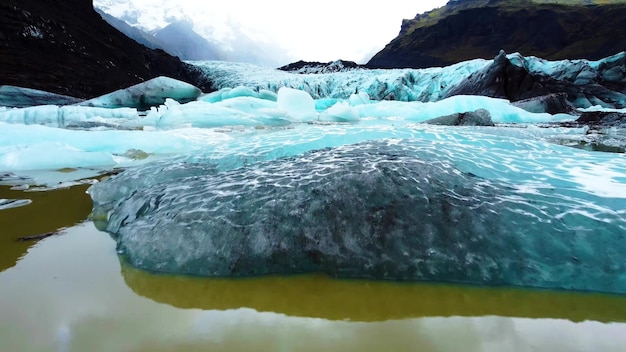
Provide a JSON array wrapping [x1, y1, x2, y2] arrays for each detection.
[[445, 50, 548, 101], [278, 60, 363, 74], [367, 1, 626, 69], [575, 111, 626, 128], [444, 51, 626, 109], [512, 93, 573, 114], [0, 0, 211, 98], [424, 109, 494, 126]]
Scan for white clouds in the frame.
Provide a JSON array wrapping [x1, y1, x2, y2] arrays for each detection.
[[98, 0, 448, 65], [199, 1, 448, 63]]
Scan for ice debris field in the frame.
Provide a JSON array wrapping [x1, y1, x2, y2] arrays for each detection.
[[2, 55, 626, 293]]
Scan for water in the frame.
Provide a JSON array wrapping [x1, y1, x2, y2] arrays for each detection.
[[2, 198, 626, 351], [2, 118, 626, 350], [2, 137, 626, 351]]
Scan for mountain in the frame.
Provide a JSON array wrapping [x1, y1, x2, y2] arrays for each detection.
[[94, 8, 166, 51], [96, 10, 222, 61], [152, 21, 221, 61], [0, 0, 210, 98], [93, 0, 293, 67], [367, 0, 626, 69]]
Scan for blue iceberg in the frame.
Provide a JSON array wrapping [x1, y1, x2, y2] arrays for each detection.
[[90, 133, 626, 293]]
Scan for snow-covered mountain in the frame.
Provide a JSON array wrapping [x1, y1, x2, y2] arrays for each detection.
[[93, 0, 293, 67]]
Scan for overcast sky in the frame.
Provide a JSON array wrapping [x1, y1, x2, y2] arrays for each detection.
[[111, 0, 449, 65]]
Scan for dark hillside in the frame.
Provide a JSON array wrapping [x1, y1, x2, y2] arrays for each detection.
[[0, 0, 210, 98], [367, 1, 626, 69]]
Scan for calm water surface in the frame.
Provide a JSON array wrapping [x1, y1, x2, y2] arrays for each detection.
[[2, 185, 626, 352]]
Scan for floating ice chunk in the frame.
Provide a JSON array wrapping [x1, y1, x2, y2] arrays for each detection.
[[349, 92, 370, 106], [0, 105, 60, 126], [0, 142, 117, 171], [79, 76, 202, 109], [143, 99, 288, 128], [198, 90, 227, 103], [578, 106, 626, 113], [198, 87, 278, 104], [314, 98, 340, 112], [277, 87, 317, 121], [222, 86, 257, 100], [0, 85, 83, 108], [0, 198, 32, 210], [213, 96, 277, 115], [319, 102, 360, 122], [90, 139, 626, 293], [257, 89, 278, 102], [0, 121, 232, 174], [358, 95, 575, 124], [0, 105, 139, 128]]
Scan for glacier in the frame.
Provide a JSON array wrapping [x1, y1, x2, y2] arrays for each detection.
[[1, 54, 625, 293], [191, 51, 626, 108]]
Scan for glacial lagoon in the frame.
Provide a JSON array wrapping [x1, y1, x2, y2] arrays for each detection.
[[2, 183, 626, 351], [2, 54, 626, 350]]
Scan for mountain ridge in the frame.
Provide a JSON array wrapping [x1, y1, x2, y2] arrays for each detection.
[[0, 0, 211, 98], [367, 0, 626, 69]]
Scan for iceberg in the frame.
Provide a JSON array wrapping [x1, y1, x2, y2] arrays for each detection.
[[0, 85, 83, 108], [90, 126, 626, 293], [0, 105, 138, 128], [78, 76, 202, 109]]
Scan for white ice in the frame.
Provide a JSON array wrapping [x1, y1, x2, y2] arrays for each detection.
[[78, 76, 202, 109], [190, 52, 625, 106]]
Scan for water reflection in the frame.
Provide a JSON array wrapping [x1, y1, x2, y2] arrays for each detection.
[[1, 222, 626, 352], [0, 184, 92, 271], [123, 262, 626, 323]]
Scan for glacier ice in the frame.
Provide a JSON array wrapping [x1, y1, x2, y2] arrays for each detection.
[[78, 76, 202, 109], [89, 124, 626, 293], [0, 121, 231, 179], [1, 54, 624, 293], [0, 105, 138, 128], [0, 85, 83, 108], [192, 58, 489, 102], [276, 87, 317, 121], [191, 51, 626, 109]]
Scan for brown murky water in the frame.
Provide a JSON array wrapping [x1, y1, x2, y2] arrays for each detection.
[[2, 185, 626, 351], [0, 184, 92, 271]]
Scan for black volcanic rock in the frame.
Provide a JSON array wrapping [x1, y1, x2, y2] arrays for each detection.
[[278, 60, 364, 74], [576, 111, 626, 127], [367, 1, 626, 69], [425, 109, 494, 126], [444, 50, 626, 109], [0, 0, 212, 98], [446, 50, 549, 101]]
